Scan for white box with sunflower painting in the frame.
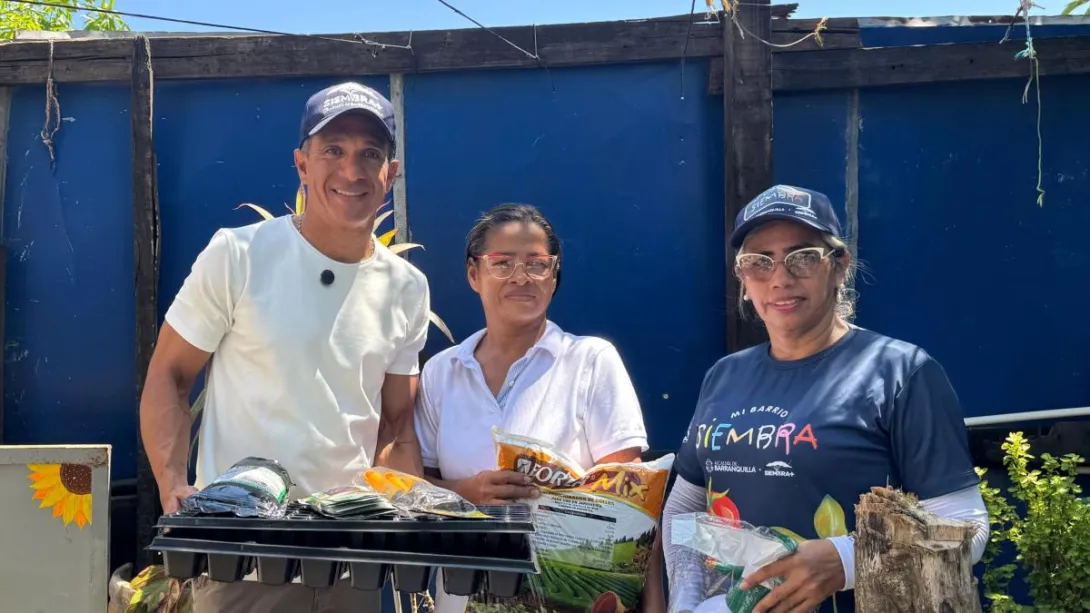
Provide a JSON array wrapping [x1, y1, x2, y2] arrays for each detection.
[[0, 444, 110, 613]]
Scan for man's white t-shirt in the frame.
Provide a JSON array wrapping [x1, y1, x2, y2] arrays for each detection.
[[414, 320, 649, 613], [165, 214, 430, 498]]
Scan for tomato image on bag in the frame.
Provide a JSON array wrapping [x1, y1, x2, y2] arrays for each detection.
[[468, 427, 674, 613]]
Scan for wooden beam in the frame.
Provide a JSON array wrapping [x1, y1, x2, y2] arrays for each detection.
[[131, 35, 161, 571], [723, 0, 774, 353], [773, 34, 1090, 91], [390, 73, 409, 245], [0, 87, 9, 442], [770, 17, 862, 52], [0, 12, 855, 86], [707, 17, 861, 94], [844, 88, 860, 271], [0, 15, 719, 85]]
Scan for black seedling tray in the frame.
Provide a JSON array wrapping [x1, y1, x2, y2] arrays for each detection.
[[151, 537, 535, 597], [149, 504, 537, 598]]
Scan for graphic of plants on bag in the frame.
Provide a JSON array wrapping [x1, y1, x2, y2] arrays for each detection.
[[768, 525, 807, 545], [813, 494, 848, 613], [813, 494, 847, 539], [706, 480, 741, 524]]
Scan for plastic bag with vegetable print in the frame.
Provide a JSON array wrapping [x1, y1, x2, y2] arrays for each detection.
[[668, 513, 818, 613]]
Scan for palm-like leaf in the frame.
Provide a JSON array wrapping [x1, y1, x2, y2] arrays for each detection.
[[235, 203, 274, 221], [375, 210, 394, 229], [389, 242, 423, 255], [429, 311, 456, 345], [1063, 0, 1090, 14], [377, 229, 398, 246]]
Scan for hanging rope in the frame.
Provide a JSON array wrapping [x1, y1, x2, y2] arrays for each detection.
[[1006, 0, 1046, 207], [40, 39, 62, 171], [709, 0, 829, 49]]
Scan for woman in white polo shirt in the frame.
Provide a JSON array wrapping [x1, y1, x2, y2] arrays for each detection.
[[415, 203, 664, 613]]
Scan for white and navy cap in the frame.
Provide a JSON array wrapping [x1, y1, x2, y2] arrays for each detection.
[[730, 184, 844, 249], [298, 81, 396, 149]]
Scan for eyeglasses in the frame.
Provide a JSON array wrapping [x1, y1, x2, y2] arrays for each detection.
[[734, 247, 840, 282], [476, 254, 558, 280]]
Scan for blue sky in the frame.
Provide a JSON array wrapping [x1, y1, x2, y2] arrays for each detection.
[[110, 1, 1044, 35]]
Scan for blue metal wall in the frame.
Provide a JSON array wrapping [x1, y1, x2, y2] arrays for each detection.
[[3, 83, 136, 475], [403, 61, 726, 453], [3, 24, 1088, 488]]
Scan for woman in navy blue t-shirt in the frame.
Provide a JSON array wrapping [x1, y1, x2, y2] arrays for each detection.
[[662, 185, 989, 613]]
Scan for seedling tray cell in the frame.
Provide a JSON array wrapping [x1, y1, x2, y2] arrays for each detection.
[[257, 557, 298, 585], [300, 560, 342, 588], [348, 562, 389, 591], [441, 567, 483, 596], [393, 565, 433, 593], [162, 550, 204, 580], [207, 553, 253, 582], [487, 570, 526, 599]]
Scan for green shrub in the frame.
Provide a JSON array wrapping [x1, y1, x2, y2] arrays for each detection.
[[976, 431, 1090, 612]]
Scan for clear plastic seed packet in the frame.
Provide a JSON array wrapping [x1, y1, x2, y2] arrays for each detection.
[[287, 484, 399, 520], [356, 467, 492, 519], [668, 513, 809, 613]]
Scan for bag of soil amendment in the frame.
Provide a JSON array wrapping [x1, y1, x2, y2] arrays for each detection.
[[667, 513, 804, 613], [468, 427, 674, 613], [180, 457, 294, 518]]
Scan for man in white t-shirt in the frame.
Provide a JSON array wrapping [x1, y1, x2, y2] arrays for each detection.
[[138, 81, 430, 611]]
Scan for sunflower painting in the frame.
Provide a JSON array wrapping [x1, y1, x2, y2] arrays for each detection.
[[27, 463, 93, 529]]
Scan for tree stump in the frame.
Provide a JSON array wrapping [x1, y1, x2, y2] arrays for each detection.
[[855, 486, 981, 613]]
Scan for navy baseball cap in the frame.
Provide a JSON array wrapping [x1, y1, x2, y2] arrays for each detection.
[[298, 81, 396, 149], [729, 184, 843, 250]]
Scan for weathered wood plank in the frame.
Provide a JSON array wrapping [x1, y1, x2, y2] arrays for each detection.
[[844, 88, 860, 270], [774, 34, 1090, 91], [855, 486, 982, 612], [391, 73, 409, 244], [130, 35, 161, 571], [0, 12, 854, 86], [708, 17, 860, 94], [723, 0, 773, 353], [0, 87, 10, 441], [770, 17, 862, 52], [0, 15, 721, 85]]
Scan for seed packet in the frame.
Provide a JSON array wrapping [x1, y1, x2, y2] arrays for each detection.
[[179, 456, 293, 518], [356, 467, 491, 519], [467, 427, 674, 613], [288, 484, 399, 520]]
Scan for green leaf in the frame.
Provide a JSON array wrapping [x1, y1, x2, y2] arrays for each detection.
[[1061, 0, 1090, 15]]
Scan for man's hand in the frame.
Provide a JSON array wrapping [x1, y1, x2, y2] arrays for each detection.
[[456, 470, 540, 505], [743, 539, 845, 613], [160, 483, 199, 515]]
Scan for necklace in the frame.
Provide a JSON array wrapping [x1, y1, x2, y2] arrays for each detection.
[[292, 213, 376, 260]]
